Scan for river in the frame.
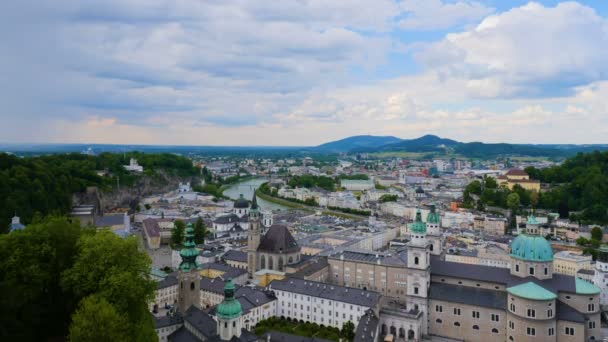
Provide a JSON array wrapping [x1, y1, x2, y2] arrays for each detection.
[[223, 178, 289, 211]]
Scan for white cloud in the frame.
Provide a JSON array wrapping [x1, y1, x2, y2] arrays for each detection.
[[399, 0, 494, 30], [416, 2, 608, 98]]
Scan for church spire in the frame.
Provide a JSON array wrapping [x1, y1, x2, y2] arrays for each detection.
[[179, 223, 199, 272], [250, 192, 259, 211]]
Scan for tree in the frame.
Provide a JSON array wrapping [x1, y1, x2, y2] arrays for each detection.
[[194, 217, 210, 245], [591, 227, 604, 241], [171, 220, 186, 246], [62, 230, 157, 341], [379, 194, 398, 203], [68, 295, 130, 342], [341, 321, 355, 342], [506, 193, 520, 212], [576, 237, 589, 246]]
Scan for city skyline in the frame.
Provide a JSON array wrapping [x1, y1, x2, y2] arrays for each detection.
[[2, 1, 608, 145]]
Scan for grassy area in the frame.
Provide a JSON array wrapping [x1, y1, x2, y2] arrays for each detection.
[[254, 317, 342, 342]]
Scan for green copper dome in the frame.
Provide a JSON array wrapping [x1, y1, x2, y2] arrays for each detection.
[[426, 204, 440, 224], [179, 223, 199, 272], [510, 234, 553, 262], [527, 214, 539, 225], [410, 209, 427, 234], [217, 278, 242, 319]]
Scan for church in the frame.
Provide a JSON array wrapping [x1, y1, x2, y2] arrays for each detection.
[[246, 193, 301, 276]]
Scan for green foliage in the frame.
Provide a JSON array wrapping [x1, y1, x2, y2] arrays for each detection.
[[327, 206, 371, 216], [288, 175, 336, 191], [375, 183, 388, 190], [506, 193, 521, 211], [526, 151, 608, 224], [0, 152, 196, 233], [379, 194, 398, 203], [0, 217, 155, 341], [591, 227, 604, 241], [341, 321, 355, 342], [68, 295, 130, 342], [254, 317, 340, 342], [194, 217, 210, 244], [171, 220, 186, 246]]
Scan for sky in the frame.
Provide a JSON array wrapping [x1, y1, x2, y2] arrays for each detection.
[[2, 0, 608, 146]]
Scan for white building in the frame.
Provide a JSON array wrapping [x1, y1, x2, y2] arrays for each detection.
[[592, 246, 608, 308], [341, 179, 375, 191], [270, 278, 381, 329], [124, 158, 143, 172]]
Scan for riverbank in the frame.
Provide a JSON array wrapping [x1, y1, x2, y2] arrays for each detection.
[[255, 189, 368, 220]]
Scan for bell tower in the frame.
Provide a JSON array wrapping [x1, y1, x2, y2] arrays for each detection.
[[426, 204, 443, 256], [177, 223, 201, 313], [247, 192, 262, 277], [216, 279, 243, 340]]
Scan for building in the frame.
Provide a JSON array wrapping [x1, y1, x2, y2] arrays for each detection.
[[248, 193, 302, 277], [9, 215, 25, 232], [553, 251, 593, 276], [223, 250, 248, 270], [212, 195, 250, 239], [497, 169, 541, 192], [269, 277, 381, 329], [124, 158, 143, 172], [341, 179, 375, 191], [592, 246, 608, 308]]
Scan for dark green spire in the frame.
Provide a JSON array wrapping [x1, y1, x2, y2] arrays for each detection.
[[217, 278, 242, 319], [251, 192, 259, 210], [411, 208, 427, 234], [179, 223, 199, 272]]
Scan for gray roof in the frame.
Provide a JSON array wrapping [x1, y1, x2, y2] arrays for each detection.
[[200, 277, 230, 295], [291, 257, 329, 279], [94, 214, 125, 227], [223, 250, 248, 263], [429, 282, 507, 310], [214, 214, 247, 224], [329, 250, 407, 267], [158, 273, 178, 289], [270, 278, 380, 308], [168, 327, 198, 342], [577, 269, 595, 275], [430, 257, 578, 294], [183, 306, 217, 338], [235, 286, 276, 312], [258, 225, 300, 254], [556, 300, 586, 323], [261, 331, 333, 342], [354, 309, 379, 342], [154, 312, 183, 329]]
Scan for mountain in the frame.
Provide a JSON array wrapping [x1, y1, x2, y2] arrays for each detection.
[[313, 135, 402, 153], [358, 134, 459, 153]]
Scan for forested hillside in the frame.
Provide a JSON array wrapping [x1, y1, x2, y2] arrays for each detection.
[[0, 152, 196, 233], [525, 151, 608, 224]]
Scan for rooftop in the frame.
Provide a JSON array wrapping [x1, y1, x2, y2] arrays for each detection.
[[507, 282, 557, 301], [430, 282, 507, 310]]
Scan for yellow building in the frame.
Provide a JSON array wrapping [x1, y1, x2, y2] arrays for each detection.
[[553, 250, 593, 276], [497, 169, 541, 191]]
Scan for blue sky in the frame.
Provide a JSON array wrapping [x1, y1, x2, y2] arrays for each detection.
[[1, 1, 608, 145]]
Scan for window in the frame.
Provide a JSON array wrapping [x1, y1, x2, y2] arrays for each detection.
[[454, 322, 460, 327], [492, 328, 498, 334], [565, 327, 575, 335], [414, 257, 419, 265], [515, 264, 519, 272], [491, 314, 500, 322], [436, 319, 442, 324], [453, 308, 461, 315], [527, 327, 535, 336], [509, 321, 514, 329], [548, 327, 554, 336], [589, 321, 596, 329], [527, 309, 535, 318], [414, 287, 419, 295], [510, 303, 515, 311], [544, 267, 548, 275], [472, 325, 479, 330], [472, 311, 480, 319], [509, 337, 513, 341], [588, 303, 595, 312], [529, 267, 534, 275], [547, 309, 553, 317], [435, 305, 443, 313]]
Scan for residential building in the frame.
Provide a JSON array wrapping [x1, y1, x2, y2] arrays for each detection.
[[554, 251, 593, 276], [497, 169, 540, 192]]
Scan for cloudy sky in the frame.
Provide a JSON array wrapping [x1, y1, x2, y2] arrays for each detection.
[[2, 1, 608, 146]]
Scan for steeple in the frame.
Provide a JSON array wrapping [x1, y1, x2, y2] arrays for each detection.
[[250, 192, 259, 211], [216, 278, 243, 340], [411, 208, 427, 234], [179, 223, 199, 272], [247, 192, 262, 277]]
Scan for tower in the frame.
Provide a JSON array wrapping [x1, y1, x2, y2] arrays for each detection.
[[216, 278, 243, 340], [425, 204, 443, 256], [406, 209, 430, 336], [177, 223, 201, 313], [247, 192, 262, 277], [593, 246, 608, 307]]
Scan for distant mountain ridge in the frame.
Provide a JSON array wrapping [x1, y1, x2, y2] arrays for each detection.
[[314, 135, 608, 157]]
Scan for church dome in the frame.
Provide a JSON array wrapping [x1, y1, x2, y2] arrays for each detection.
[[426, 205, 440, 224], [410, 209, 427, 234], [510, 235, 553, 262], [234, 194, 249, 208], [217, 279, 242, 319]]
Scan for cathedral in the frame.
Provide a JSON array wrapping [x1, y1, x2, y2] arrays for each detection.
[[247, 193, 301, 277]]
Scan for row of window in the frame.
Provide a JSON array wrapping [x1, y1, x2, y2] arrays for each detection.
[[435, 306, 499, 321], [514, 264, 549, 276], [281, 300, 360, 312], [508, 322, 575, 337], [434, 319, 498, 333]]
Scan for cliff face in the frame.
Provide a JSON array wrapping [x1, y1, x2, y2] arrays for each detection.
[[75, 171, 194, 213]]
